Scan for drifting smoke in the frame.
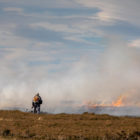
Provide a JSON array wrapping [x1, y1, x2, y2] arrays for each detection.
[[0, 37, 140, 115]]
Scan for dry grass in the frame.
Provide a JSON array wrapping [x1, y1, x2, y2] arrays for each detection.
[[0, 111, 140, 140]]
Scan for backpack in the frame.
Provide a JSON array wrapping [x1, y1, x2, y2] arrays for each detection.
[[39, 99, 42, 104], [33, 95, 39, 103]]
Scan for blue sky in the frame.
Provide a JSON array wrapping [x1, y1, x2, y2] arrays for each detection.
[[0, 0, 140, 112]]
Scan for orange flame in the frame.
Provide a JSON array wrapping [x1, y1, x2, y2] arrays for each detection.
[[82, 95, 126, 108], [112, 95, 124, 107]]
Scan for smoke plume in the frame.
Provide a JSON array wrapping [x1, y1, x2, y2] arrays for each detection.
[[0, 37, 140, 115]]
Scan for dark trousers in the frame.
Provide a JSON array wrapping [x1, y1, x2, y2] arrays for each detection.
[[33, 103, 40, 114]]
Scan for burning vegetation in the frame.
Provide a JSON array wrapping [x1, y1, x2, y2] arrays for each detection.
[[83, 95, 128, 109], [112, 95, 124, 107]]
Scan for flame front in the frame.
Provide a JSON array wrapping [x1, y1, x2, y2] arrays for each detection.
[[82, 95, 126, 108], [112, 95, 124, 107]]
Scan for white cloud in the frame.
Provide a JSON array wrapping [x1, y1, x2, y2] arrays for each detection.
[[0, 30, 31, 48], [30, 22, 82, 34], [1, 0, 80, 8], [97, 11, 116, 22], [129, 39, 140, 48], [30, 21, 103, 44], [3, 7, 23, 13], [75, 0, 140, 26]]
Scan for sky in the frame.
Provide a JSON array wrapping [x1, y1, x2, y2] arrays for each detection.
[[0, 0, 140, 113]]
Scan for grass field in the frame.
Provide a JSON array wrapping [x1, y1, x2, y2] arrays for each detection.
[[0, 111, 140, 140]]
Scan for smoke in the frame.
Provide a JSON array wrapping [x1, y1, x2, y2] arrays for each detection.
[[0, 37, 140, 115]]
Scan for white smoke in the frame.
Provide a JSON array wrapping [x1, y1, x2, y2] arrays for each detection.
[[0, 37, 140, 115]]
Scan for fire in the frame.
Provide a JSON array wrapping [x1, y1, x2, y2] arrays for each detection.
[[112, 95, 124, 107], [82, 95, 126, 108]]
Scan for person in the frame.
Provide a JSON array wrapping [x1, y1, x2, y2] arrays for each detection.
[[32, 93, 43, 114]]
